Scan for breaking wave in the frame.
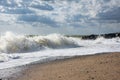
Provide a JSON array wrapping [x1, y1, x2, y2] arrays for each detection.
[[0, 32, 79, 53]]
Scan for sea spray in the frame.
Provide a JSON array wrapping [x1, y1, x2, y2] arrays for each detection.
[[0, 32, 79, 53], [94, 36, 120, 44]]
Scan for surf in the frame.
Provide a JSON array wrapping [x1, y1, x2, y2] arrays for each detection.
[[0, 32, 79, 53]]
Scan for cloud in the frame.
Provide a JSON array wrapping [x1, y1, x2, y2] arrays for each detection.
[[31, 3, 54, 11], [0, 0, 120, 34], [3, 8, 34, 14], [0, 0, 17, 7], [97, 7, 120, 22], [18, 14, 58, 27], [69, 14, 85, 22]]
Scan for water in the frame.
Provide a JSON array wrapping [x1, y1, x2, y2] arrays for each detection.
[[0, 32, 120, 69], [0, 32, 79, 53]]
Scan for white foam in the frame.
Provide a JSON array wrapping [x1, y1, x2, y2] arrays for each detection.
[[0, 32, 120, 69], [0, 32, 79, 53]]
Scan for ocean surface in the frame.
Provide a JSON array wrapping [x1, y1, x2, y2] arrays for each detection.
[[0, 32, 120, 69]]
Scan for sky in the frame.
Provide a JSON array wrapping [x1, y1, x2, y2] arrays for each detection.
[[0, 0, 120, 35]]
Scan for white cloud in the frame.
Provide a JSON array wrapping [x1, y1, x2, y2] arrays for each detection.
[[0, 0, 120, 35]]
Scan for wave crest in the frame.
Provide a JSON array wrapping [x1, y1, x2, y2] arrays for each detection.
[[0, 32, 79, 53]]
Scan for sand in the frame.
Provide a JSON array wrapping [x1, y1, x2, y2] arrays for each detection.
[[13, 52, 120, 80]]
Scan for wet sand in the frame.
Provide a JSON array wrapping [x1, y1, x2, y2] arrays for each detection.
[[15, 52, 120, 80]]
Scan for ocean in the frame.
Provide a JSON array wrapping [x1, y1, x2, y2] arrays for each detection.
[[0, 32, 120, 69]]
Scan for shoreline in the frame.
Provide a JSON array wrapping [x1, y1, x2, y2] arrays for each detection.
[[4, 52, 120, 80]]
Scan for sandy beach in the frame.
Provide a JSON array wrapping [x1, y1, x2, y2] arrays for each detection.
[[0, 0, 120, 80], [12, 52, 120, 80]]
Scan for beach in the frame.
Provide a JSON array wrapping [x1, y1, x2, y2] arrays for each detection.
[[13, 52, 120, 80], [0, 0, 120, 80], [0, 33, 120, 80]]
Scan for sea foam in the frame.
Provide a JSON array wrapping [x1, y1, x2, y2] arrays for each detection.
[[0, 32, 79, 53], [0, 32, 119, 69]]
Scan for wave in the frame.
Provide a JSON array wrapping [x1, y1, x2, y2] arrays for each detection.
[[0, 32, 79, 53], [0, 32, 120, 54], [94, 36, 120, 44]]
